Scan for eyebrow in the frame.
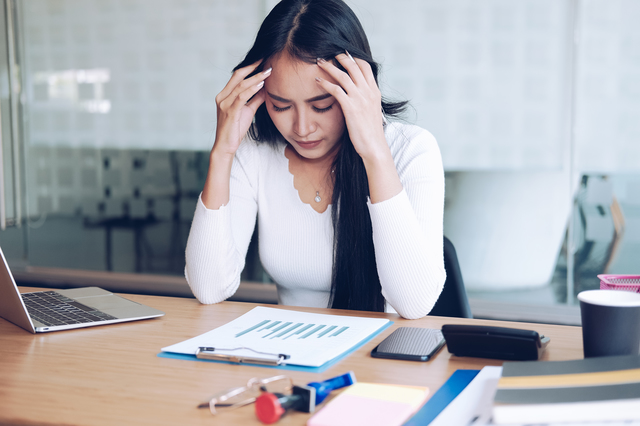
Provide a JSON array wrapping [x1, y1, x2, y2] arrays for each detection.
[[267, 92, 333, 103]]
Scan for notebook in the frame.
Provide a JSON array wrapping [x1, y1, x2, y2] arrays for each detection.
[[0, 245, 164, 333]]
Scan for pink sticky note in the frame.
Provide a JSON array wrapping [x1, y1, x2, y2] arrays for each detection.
[[307, 394, 417, 426]]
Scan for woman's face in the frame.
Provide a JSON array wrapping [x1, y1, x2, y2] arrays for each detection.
[[264, 53, 346, 163]]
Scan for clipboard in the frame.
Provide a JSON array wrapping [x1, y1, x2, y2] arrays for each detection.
[[158, 306, 392, 373]]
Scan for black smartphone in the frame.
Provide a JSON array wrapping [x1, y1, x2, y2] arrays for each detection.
[[371, 327, 445, 361]]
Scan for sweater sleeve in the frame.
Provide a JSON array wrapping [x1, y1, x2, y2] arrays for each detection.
[[368, 126, 446, 319], [184, 139, 259, 304]]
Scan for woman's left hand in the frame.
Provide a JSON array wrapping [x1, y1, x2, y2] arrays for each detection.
[[315, 53, 388, 163], [316, 53, 402, 203]]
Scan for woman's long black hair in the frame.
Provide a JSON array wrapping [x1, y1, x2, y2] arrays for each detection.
[[234, 0, 407, 312]]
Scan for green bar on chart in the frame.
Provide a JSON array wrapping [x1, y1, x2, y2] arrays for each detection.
[[284, 323, 315, 340], [318, 325, 337, 338], [235, 320, 271, 337], [330, 326, 349, 337], [300, 325, 326, 339], [259, 321, 281, 331], [272, 322, 303, 339], [263, 321, 293, 338]]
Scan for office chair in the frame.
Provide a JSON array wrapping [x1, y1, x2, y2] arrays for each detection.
[[428, 236, 473, 318]]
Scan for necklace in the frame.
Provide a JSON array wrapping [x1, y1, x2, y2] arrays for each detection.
[[285, 146, 335, 205], [314, 167, 336, 203], [298, 169, 334, 204]]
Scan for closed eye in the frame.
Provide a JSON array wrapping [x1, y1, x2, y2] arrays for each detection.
[[313, 104, 334, 113], [272, 105, 291, 112]]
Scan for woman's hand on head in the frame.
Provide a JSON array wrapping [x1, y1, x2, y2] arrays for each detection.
[[316, 53, 402, 204], [315, 53, 388, 163], [202, 61, 269, 210], [213, 61, 271, 159]]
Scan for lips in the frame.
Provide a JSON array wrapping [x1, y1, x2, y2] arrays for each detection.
[[295, 139, 322, 149]]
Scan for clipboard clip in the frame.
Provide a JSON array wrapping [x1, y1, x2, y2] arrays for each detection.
[[196, 346, 291, 366]]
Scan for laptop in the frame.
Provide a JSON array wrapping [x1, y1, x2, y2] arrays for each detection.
[[0, 246, 164, 333]]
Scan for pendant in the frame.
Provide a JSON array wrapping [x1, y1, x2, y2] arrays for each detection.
[[315, 191, 321, 203]]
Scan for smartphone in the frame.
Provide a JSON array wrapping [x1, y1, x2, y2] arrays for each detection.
[[371, 327, 445, 361]]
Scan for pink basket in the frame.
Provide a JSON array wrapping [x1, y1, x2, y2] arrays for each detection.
[[598, 274, 640, 293]]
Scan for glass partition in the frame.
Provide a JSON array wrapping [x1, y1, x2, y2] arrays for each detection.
[[0, 0, 26, 262], [569, 0, 640, 300], [8, 0, 264, 277]]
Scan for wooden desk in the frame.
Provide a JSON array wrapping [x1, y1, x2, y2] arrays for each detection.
[[0, 288, 583, 426]]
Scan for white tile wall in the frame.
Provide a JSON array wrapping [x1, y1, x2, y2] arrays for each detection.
[[350, 0, 572, 171], [574, 0, 640, 173], [23, 0, 264, 151]]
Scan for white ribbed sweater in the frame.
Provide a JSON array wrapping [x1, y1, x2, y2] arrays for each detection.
[[185, 122, 446, 319]]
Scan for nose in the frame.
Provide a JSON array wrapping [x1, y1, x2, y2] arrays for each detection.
[[293, 109, 316, 138]]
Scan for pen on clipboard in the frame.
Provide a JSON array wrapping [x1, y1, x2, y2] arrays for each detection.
[[196, 346, 291, 366]]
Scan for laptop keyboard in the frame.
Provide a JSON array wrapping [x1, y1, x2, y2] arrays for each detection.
[[22, 291, 117, 327]]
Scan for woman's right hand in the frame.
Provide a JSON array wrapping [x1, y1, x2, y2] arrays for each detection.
[[202, 62, 270, 210], [212, 61, 271, 158]]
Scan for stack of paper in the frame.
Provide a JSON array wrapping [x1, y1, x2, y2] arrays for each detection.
[[402, 361, 640, 426], [492, 354, 640, 425]]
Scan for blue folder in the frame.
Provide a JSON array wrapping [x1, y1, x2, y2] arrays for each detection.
[[157, 321, 392, 373], [403, 369, 480, 425]]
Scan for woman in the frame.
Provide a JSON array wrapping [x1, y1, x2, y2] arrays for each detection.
[[185, 0, 445, 319]]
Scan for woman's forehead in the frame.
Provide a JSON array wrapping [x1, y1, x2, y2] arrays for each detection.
[[267, 53, 316, 81], [264, 53, 337, 100]]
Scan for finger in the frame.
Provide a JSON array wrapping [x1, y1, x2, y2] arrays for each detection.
[[217, 60, 262, 102], [226, 79, 266, 114], [341, 52, 369, 87], [245, 87, 266, 114], [228, 67, 271, 101], [220, 67, 271, 109], [353, 57, 377, 89], [219, 66, 267, 107], [315, 77, 350, 109], [316, 57, 358, 95], [336, 52, 368, 87]]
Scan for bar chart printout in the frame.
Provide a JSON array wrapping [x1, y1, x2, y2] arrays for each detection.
[[161, 306, 391, 368], [234, 319, 349, 340]]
